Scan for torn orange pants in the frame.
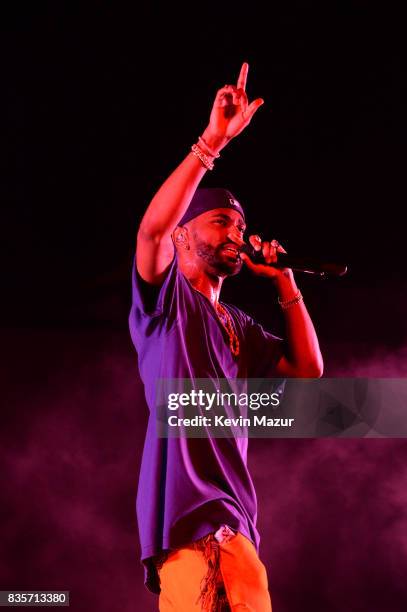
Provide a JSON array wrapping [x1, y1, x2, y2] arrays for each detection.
[[157, 531, 272, 611]]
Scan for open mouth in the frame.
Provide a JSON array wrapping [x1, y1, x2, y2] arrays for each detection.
[[222, 245, 240, 258]]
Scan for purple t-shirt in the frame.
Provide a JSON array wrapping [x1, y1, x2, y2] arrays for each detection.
[[129, 249, 283, 593]]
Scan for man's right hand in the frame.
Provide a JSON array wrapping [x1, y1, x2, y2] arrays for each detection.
[[201, 62, 264, 153]]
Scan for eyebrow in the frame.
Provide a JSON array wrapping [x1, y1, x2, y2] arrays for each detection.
[[210, 213, 246, 230]]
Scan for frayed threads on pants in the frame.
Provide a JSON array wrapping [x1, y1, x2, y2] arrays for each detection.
[[194, 533, 230, 612], [155, 528, 234, 611]]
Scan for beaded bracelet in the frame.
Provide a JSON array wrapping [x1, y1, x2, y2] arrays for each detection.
[[278, 290, 303, 310], [191, 143, 214, 170]]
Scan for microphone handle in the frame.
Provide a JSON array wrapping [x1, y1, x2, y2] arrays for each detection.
[[241, 245, 347, 277]]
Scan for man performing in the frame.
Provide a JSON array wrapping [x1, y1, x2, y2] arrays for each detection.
[[129, 63, 323, 611]]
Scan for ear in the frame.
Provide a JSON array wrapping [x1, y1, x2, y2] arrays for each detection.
[[172, 226, 190, 251]]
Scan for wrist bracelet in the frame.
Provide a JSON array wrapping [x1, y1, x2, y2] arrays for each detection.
[[278, 290, 303, 310], [191, 143, 214, 170], [198, 136, 221, 159]]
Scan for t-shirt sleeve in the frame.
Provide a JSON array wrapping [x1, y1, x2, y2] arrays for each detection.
[[244, 316, 285, 378], [130, 246, 180, 322]]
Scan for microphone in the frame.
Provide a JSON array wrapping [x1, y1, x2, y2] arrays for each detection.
[[239, 244, 348, 277]]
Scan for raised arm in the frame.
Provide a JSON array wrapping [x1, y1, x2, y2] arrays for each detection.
[[136, 63, 264, 285]]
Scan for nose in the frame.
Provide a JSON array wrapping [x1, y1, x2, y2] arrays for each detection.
[[227, 228, 245, 248]]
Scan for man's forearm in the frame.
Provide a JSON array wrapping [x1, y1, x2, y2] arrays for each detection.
[[138, 152, 209, 240], [138, 129, 228, 240], [274, 274, 324, 377]]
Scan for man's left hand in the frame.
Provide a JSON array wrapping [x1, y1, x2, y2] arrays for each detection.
[[240, 235, 295, 282]]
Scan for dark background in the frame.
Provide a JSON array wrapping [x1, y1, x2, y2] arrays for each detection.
[[2, 3, 407, 611]]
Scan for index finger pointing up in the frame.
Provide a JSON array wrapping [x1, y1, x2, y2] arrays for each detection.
[[237, 62, 249, 91]]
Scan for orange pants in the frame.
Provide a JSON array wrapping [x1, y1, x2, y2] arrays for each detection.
[[157, 531, 272, 611]]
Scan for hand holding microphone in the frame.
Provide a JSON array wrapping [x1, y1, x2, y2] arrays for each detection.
[[239, 235, 348, 278], [239, 235, 294, 281]]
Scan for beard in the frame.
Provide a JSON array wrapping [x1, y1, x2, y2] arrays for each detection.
[[194, 238, 243, 276]]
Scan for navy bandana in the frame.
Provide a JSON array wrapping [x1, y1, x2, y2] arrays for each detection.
[[179, 188, 245, 226]]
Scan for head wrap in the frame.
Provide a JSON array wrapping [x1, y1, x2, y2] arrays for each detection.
[[178, 188, 245, 226]]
